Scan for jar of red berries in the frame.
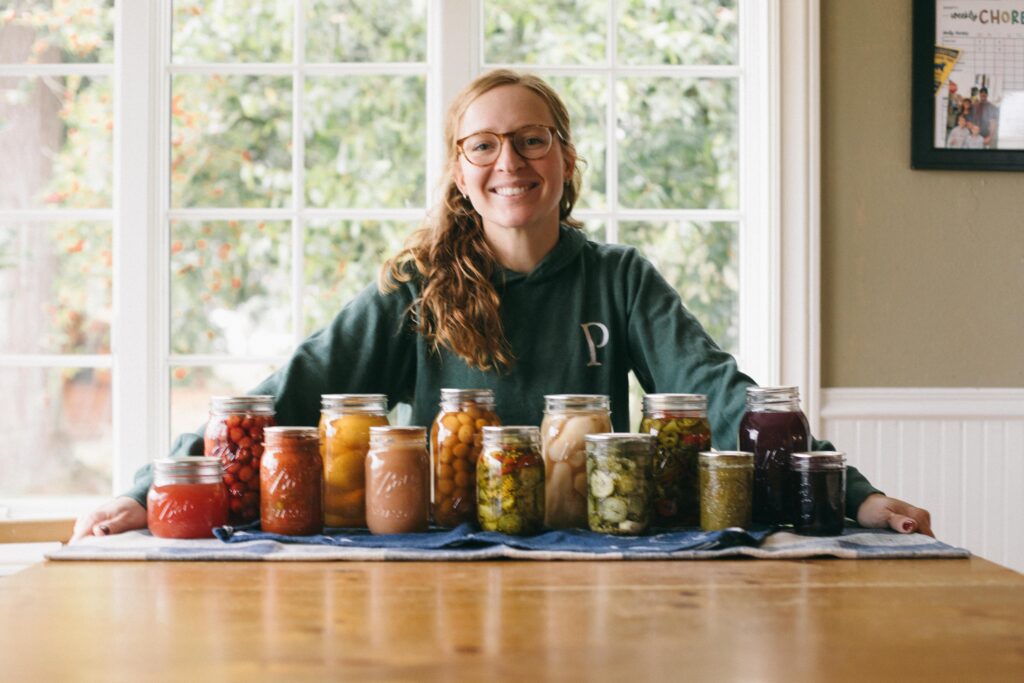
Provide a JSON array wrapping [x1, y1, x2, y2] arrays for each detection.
[[203, 395, 276, 524]]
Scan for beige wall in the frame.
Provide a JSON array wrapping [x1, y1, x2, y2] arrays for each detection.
[[821, 0, 1024, 387]]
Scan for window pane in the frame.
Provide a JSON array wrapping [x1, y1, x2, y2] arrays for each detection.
[[171, 75, 292, 208], [0, 366, 112, 496], [304, 76, 426, 209], [170, 220, 292, 355], [303, 219, 417, 336], [0, 0, 115, 64], [171, 0, 292, 63], [618, 0, 738, 66], [617, 77, 737, 209], [619, 221, 738, 352], [0, 221, 111, 354], [0, 76, 113, 210], [306, 0, 427, 63], [483, 0, 607, 65], [579, 219, 605, 243], [170, 363, 279, 444], [546, 75, 607, 210]]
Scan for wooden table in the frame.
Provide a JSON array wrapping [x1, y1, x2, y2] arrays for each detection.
[[1, 556, 1022, 681]]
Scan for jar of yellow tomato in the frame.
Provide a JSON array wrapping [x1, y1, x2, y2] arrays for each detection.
[[431, 388, 500, 528], [319, 394, 389, 527]]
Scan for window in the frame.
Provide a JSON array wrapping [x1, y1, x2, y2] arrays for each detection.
[[1, 0, 782, 516]]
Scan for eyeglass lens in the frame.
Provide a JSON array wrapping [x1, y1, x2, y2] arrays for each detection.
[[462, 126, 553, 165]]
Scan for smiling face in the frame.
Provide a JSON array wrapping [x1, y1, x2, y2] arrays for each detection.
[[453, 85, 575, 242]]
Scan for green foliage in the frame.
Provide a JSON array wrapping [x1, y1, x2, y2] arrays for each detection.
[[485, 0, 607, 64], [618, 0, 738, 65], [306, 0, 426, 62], [172, 0, 293, 63]]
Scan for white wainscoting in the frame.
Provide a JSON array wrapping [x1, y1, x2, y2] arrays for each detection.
[[820, 388, 1024, 573]]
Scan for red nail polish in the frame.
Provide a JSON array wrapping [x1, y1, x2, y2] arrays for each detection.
[[902, 521, 914, 532]]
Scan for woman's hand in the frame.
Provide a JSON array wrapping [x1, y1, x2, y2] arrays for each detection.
[[70, 497, 147, 543], [856, 493, 934, 537]]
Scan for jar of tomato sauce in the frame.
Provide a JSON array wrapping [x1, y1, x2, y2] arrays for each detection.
[[260, 426, 323, 536], [204, 395, 276, 524], [147, 457, 229, 539], [320, 394, 389, 528]]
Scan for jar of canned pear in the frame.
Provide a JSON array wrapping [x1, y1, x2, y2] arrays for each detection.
[[477, 426, 545, 535], [639, 394, 712, 528], [319, 394, 389, 528], [540, 394, 612, 529], [204, 395, 277, 524], [430, 388, 500, 528], [585, 433, 655, 535]]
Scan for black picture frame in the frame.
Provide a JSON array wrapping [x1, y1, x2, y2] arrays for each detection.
[[911, 0, 1024, 171]]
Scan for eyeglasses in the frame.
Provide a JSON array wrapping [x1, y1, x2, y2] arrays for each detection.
[[456, 125, 560, 167]]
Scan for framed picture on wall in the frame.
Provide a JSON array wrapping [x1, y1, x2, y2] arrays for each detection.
[[911, 0, 1024, 170]]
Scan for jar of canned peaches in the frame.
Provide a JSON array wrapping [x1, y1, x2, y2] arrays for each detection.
[[540, 394, 612, 529], [319, 394, 389, 528], [204, 395, 276, 524], [430, 388, 500, 528]]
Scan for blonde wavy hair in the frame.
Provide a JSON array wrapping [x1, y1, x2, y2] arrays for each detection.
[[380, 69, 585, 372]]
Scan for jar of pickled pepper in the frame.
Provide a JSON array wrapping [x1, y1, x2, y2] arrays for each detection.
[[147, 457, 229, 539], [698, 450, 754, 531], [477, 426, 544, 535], [204, 395, 276, 524], [320, 394, 389, 528], [260, 427, 323, 536], [431, 388, 501, 528], [639, 394, 711, 528]]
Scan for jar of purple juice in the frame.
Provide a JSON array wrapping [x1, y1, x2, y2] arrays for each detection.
[[738, 386, 810, 525]]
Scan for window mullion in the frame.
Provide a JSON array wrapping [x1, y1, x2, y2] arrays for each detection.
[[292, 0, 306, 347]]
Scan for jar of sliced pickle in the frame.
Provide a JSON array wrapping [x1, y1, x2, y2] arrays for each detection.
[[261, 427, 323, 536], [204, 395, 276, 524], [585, 433, 655, 535], [698, 451, 754, 531], [477, 426, 544, 535], [431, 388, 501, 528], [320, 394, 389, 528], [540, 394, 612, 529], [639, 394, 711, 528]]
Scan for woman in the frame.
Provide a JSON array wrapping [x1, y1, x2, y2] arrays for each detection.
[[72, 70, 932, 541]]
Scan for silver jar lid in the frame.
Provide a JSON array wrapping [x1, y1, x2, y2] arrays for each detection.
[[790, 450, 846, 470], [544, 394, 610, 411], [209, 395, 275, 412], [321, 394, 388, 411], [642, 394, 707, 412]]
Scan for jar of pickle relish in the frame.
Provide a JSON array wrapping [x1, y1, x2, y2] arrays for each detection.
[[260, 427, 323, 536], [204, 395, 276, 524], [639, 394, 711, 528], [477, 426, 544, 535], [147, 457, 229, 539], [431, 388, 501, 528], [789, 451, 846, 536], [698, 451, 754, 531], [366, 426, 430, 535], [320, 394, 389, 528]]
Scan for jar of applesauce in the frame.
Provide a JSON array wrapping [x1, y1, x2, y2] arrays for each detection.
[[366, 426, 430, 535], [319, 394, 389, 528], [430, 388, 500, 528], [204, 395, 276, 524], [261, 427, 323, 536]]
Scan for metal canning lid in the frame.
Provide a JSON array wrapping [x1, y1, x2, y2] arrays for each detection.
[[482, 425, 539, 447], [321, 394, 388, 411], [209, 395, 275, 412], [153, 456, 224, 476], [544, 394, 610, 411], [745, 386, 800, 404], [642, 394, 707, 412], [584, 433, 656, 444], [369, 425, 427, 446], [699, 450, 754, 466], [440, 388, 495, 405], [264, 426, 319, 440], [789, 450, 846, 469]]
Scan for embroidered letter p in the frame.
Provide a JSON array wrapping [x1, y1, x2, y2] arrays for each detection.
[[580, 322, 609, 367]]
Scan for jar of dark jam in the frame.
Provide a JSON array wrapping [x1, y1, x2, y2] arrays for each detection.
[[698, 451, 754, 531], [261, 427, 323, 536], [738, 386, 810, 525], [204, 395, 277, 524], [789, 451, 846, 536], [147, 457, 229, 539], [639, 394, 711, 528]]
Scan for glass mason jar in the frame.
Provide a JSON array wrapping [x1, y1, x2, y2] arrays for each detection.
[[790, 451, 847, 536], [147, 457, 229, 539], [698, 451, 754, 531], [431, 388, 501, 528], [584, 433, 655, 535], [260, 427, 323, 536], [319, 394, 389, 528], [203, 395, 276, 524], [639, 394, 711, 528], [477, 426, 544, 535], [540, 394, 612, 529], [738, 386, 811, 525], [365, 426, 430, 535]]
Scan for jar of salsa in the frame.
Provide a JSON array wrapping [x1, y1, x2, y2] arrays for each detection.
[[365, 426, 430, 535], [639, 394, 711, 528], [698, 451, 754, 531], [738, 386, 810, 525], [585, 433, 655, 535], [540, 394, 612, 529], [260, 426, 323, 536], [320, 394, 389, 528], [431, 388, 501, 528], [790, 451, 846, 536], [147, 457, 229, 539], [204, 395, 276, 524], [477, 426, 544, 535]]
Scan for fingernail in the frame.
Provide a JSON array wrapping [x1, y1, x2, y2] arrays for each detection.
[[97, 524, 110, 535], [902, 521, 915, 532]]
